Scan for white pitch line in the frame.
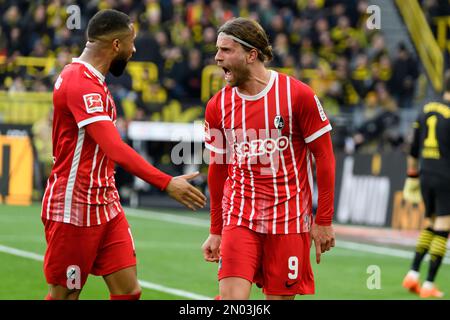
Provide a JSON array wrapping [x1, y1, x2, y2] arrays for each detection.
[[138, 280, 210, 300], [335, 241, 450, 265], [0, 244, 44, 262], [125, 208, 450, 265], [0, 244, 211, 300], [125, 208, 209, 227]]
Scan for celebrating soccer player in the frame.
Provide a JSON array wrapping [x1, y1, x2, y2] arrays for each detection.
[[41, 9, 206, 300], [201, 17, 336, 300], [402, 70, 450, 298]]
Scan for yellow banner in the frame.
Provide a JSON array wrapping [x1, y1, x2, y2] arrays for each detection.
[[0, 135, 33, 205]]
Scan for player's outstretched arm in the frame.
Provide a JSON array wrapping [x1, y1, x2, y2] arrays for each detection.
[[85, 120, 206, 210], [308, 132, 336, 264]]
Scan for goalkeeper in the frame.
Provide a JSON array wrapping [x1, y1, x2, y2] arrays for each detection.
[[402, 70, 450, 298]]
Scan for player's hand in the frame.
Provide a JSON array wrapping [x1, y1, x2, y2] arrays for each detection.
[[310, 224, 335, 264], [165, 172, 207, 210], [201, 234, 221, 263], [403, 177, 422, 204]]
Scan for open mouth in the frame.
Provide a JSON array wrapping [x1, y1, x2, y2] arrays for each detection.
[[222, 67, 232, 80]]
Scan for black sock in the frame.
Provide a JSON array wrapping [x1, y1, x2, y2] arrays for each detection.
[[426, 230, 449, 282], [411, 227, 434, 271]]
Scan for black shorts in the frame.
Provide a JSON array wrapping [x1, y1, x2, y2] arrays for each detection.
[[420, 173, 450, 217]]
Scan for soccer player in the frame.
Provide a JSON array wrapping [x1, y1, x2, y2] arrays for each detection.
[[201, 18, 336, 300], [41, 9, 206, 300], [402, 70, 450, 298]]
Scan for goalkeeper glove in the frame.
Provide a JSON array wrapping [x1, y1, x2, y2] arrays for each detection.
[[403, 174, 422, 204]]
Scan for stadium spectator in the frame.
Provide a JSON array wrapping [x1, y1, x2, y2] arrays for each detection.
[[272, 33, 292, 67], [6, 27, 22, 57], [130, 21, 163, 66], [32, 109, 53, 191], [371, 53, 392, 86], [3, 5, 24, 54], [367, 33, 388, 61], [162, 46, 187, 100], [351, 82, 402, 152], [8, 76, 26, 92], [181, 48, 203, 101], [201, 26, 218, 65], [351, 53, 371, 98], [421, 0, 450, 33], [287, 17, 304, 51], [389, 43, 419, 109]]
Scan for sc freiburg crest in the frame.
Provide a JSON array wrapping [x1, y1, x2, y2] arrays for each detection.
[[274, 115, 284, 130]]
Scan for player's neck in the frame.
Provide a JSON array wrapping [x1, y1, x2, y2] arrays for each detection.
[[78, 48, 111, 77], [237, 67, 271, 96]]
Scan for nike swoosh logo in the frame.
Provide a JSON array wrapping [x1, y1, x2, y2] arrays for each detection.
[[285, 281, 298, 288]]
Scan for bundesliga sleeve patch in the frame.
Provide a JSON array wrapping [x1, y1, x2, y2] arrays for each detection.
[[83, 93, 104, 114], [314, 95, 327, 122], [204, 120, 211, 141], [55, 75, 63, 90]]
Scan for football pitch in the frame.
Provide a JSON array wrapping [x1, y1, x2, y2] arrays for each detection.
[[0, 204, 449, 300]]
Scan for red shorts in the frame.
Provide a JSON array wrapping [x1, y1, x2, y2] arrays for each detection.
[[218, 225, 315, 296], [42, 213, 136, 289]]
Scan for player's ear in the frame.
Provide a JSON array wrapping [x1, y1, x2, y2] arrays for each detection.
[[247, 48, 258, 64], [112, 38, 120, 53]]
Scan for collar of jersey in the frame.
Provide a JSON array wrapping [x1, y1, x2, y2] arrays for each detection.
[[235, 70, 276, 101], [72, 58, 105, 83]]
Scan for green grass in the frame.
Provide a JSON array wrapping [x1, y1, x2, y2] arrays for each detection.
[[0, 204, 449, 300]]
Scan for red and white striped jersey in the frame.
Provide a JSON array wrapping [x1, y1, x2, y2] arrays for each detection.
[[41, 59, 123, 227], [205, 71, 332, 234]]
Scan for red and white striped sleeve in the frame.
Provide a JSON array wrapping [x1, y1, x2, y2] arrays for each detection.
[[66, 74, 111, 128], [297, 83, 332, 143], [204, 94, 227, 154]]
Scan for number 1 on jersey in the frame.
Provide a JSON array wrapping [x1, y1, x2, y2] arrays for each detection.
[[424, 115, 439, 148]]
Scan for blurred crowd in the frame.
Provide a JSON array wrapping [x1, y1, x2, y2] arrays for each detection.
[[420, 0, 450, 30], [420, 0, 450, 70], [0, 0, 426, 155]]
